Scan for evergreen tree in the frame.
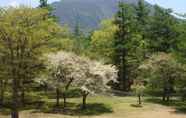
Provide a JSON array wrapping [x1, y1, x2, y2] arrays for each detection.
[[135, 0, 150, 59], [113, 2, 136, 91], [39, 0, 48, 8], [136, 0, 149, 27], [148, 5, 179, 52], [74, 18, 82, 38]]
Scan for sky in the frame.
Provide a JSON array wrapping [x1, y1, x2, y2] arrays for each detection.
[[0, 0, 186, 14], [146, 0, 186, 14], [0, 0, 60, 8]]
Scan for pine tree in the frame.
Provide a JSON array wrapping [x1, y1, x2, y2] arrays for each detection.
[[113, 2, 136, 91], [149, 5, 179, 52], [135, 0, 150, 59], [39, 0, 48, 8]]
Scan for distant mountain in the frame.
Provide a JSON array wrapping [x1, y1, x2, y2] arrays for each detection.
[[51, 0, 151, 32]]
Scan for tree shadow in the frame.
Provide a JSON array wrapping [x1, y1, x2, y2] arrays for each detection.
[[0, 98, 113, 116], [145, 97, 186, 114], [32, 102, 113, 116], [0, 100, 46, 115], [130, 104, 143, 108], [74, 103, 113, 116]]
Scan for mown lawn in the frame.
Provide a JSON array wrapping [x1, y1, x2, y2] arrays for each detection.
[[0, 96, 186, 118]]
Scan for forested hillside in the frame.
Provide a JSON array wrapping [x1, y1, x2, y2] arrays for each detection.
[[51, 0, 151, 32]]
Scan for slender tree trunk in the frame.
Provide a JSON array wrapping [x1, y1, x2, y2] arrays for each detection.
[[119, 52, 127, 91], [162, 87, 166, 101], [44, 83, 47, 94], [0, 80, 4, 107], [138, 95, 141, 105], [11, 78, 19, 118], [56, 88, 60, 107], [21, 88, 25, 107], [166, 96, 170, 102], [162, 94, 166, 101], [182, 96, 185, 102], [63, 92, 66, 109], [166, 91, 170, 102], [82, 94, 87, 109], [82, 92, 89, 110]]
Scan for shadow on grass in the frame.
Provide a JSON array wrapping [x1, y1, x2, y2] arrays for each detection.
[[32, 102, 113, 116], [145, 97, 186, 114], [130, 104, 143, 108], [0, 100, 46, 115]]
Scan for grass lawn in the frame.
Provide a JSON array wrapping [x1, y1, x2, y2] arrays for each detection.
[[0, 96, 186, 118]]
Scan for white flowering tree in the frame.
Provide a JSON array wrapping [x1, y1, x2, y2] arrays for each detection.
[[131, 82, 145, 105], [45, 51, 118, 109], [138, 52, 186, 102], [80, 60, 117, 109], [46, 52, 88, 108]]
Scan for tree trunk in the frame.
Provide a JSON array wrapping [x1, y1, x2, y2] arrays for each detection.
[[182, 96, 185, 102], [44, 83, 47, 94], [56, 88, 60, 107], [162, 94, 166, 101], [11, 78, 19, 118], [138, 95, 141, 105], [63, 93, 66, 109], [166, 96, 170, 102], [119, 53, 127, 91], [162, 88, 166, 101], [21, 88, 25, 107], [82, 92, 89, 110], [0, 80, 4, 107], [82, 94, 87, 109], [166, 91, 170, 102]]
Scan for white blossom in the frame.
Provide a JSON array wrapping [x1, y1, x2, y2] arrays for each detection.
[[45, 51, 118, 94]]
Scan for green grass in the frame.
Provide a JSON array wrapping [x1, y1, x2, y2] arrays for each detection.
[[0, 95, 186, 118]]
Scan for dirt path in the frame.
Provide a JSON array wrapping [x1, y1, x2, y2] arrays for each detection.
[[127, 106, 186, 118], [0, 105, 183, 118]]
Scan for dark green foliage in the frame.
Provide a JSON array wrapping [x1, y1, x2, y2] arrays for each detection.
[[113, 2, 136, 91], [39, 0, 48, 8], [135, 0, 150, 59], [136, 0, 149, 26], [148, 5, 180, 52]]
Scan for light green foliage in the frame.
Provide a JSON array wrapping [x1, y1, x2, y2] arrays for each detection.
[[132, 83, 145, 96], [0, 7, 62, 117], [90, 19, 117, 62], [56, 38, 75, 51], [0, 7, 62, 78]]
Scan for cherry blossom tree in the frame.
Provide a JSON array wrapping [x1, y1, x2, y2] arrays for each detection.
[[138, 52, 186, 102], [45, 51, 118, 109]]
